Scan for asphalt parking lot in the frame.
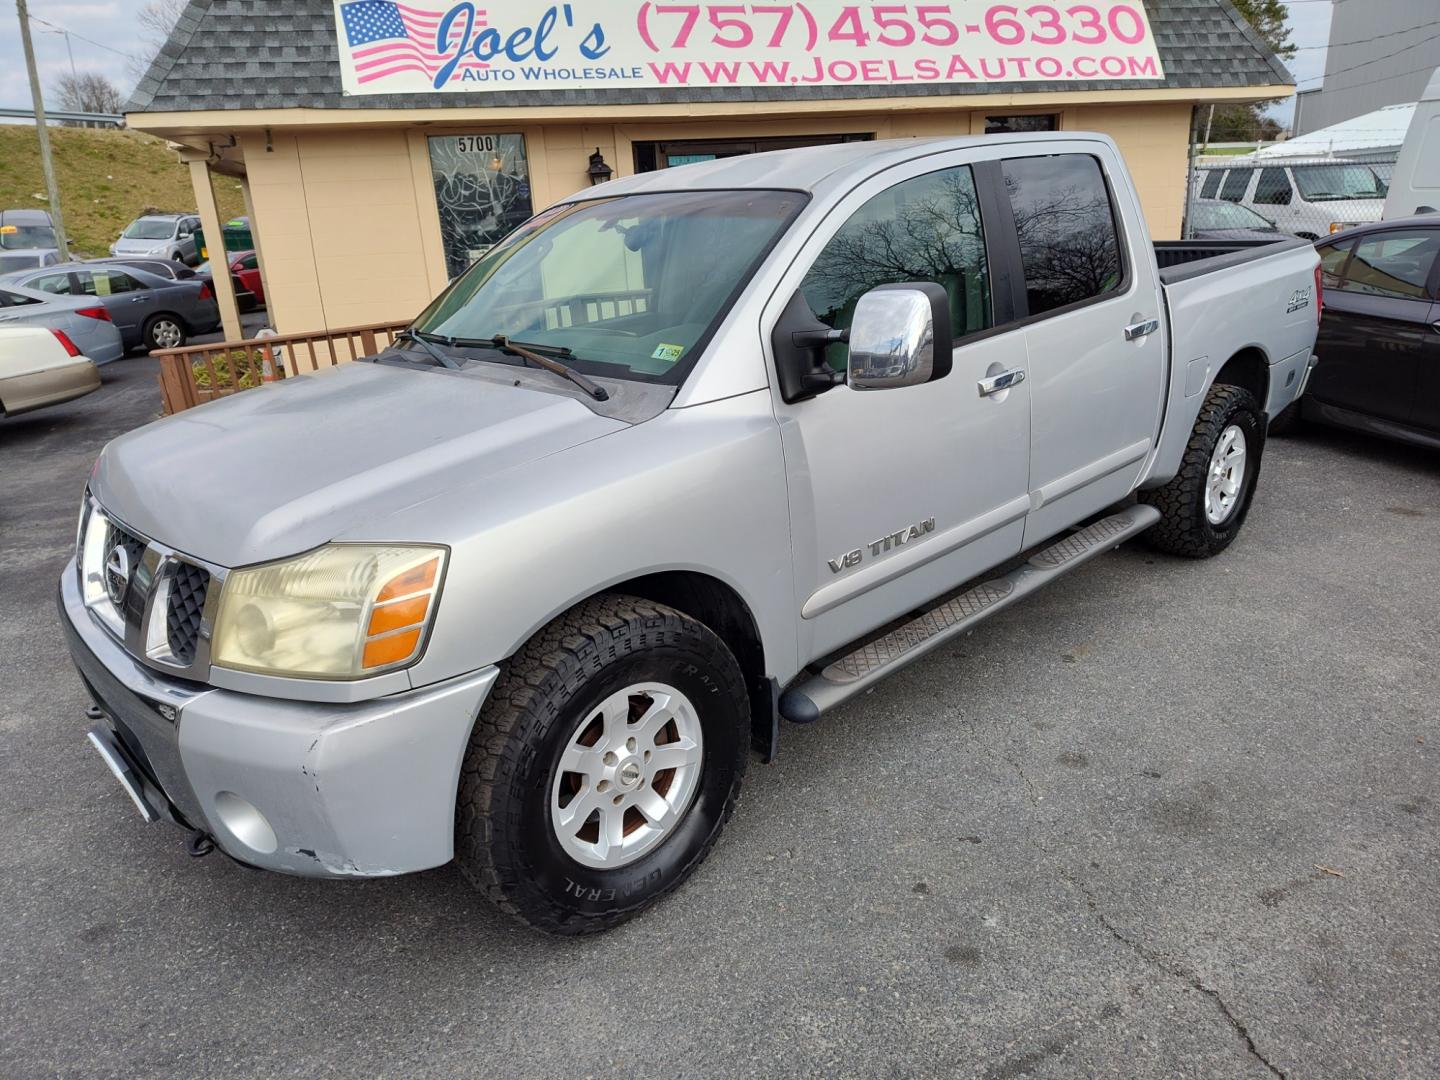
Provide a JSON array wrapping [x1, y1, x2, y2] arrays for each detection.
[[2, 357, 1437, 1080]]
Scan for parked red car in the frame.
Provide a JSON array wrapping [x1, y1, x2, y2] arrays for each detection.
[[227, 250, 265, 307]]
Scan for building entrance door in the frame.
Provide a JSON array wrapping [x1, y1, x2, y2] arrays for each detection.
[[427, 134, 533, 278]]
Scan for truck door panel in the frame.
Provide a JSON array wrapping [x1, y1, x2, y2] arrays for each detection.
[[768, 156, 1032, 663], [996, 150, 1167, 544]]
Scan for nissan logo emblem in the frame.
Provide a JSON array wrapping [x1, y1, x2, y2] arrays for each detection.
[[104, 545, 131, 606]]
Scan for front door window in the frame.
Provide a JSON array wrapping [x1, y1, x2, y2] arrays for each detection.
[[427, 134, 533, 279]]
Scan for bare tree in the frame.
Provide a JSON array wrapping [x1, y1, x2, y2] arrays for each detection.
[[52, 72, 124, 124], [128, 0, 189, 81]]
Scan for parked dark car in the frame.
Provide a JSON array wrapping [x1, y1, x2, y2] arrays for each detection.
[[0, 262, 220, 352], [1273, 215, 1440, 450], [90, 256, 254, 313], [1188, 199, 1282, 240]]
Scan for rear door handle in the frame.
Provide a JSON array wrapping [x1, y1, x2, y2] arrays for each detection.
[[129, 296, 150, 303], [1125, 319, 1160, 341], [978, 368, 1025, 396]]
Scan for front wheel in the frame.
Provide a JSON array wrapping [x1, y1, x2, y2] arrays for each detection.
[[1141, 383, 1265, 558], [456, 595, 749, 935], [143, 314, 186, 351]]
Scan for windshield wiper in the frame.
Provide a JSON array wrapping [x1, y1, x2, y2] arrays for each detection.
[[392, 328, 462, 369], [477, 335, 609, 401]]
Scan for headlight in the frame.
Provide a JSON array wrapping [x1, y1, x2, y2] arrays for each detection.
[[211, 544, 447, 679]]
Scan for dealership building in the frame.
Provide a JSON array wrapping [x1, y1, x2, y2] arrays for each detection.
[[127, 0, 1293, 338]]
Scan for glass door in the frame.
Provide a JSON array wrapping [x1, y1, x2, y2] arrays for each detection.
[[427, 134, 533, 279]]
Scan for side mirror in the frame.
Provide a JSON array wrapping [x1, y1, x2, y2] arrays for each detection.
[[847, 283, 952, 390]]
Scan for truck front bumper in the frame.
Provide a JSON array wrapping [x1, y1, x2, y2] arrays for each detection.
[[59, 562, 499, 878]]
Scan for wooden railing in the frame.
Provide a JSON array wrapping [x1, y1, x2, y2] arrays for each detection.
[[153, 320, 409, 414]]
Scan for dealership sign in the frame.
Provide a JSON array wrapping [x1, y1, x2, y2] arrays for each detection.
[[335, 1, 1164, 94]]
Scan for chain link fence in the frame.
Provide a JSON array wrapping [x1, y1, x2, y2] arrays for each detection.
[[1183, 151, 1396, 242]]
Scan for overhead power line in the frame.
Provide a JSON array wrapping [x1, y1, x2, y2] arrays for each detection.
[[1297, 28, 1440, 88], [24, 12, 131, 59]]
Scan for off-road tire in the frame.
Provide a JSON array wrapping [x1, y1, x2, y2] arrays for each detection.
[[455, 595, 749, 935], [1141, 383, 1265, 559]]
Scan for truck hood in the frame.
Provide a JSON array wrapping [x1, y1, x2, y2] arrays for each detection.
[[92, 361, 628, 567]]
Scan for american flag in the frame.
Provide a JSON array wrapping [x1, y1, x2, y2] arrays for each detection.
[[339, 1, 488, 86]]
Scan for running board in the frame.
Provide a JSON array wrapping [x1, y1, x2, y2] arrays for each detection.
[[778, 504, 1161, 723]]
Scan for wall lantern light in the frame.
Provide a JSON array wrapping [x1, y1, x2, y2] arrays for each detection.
[[587, 147, 613, 186]]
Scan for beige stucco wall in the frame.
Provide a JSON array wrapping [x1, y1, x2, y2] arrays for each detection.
[[235, 100, 1194, 334]]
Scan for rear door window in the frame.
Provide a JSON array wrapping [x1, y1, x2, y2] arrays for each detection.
[[1253, 168, 1293, 206], [1219, 169, 1253, 203], [1335, 229, 1440, 299], [30, 272, 72, 295], [1316, 240, 1352, 288], [1001, 153, 1124, 317], [1200, 171, 1224, 198]]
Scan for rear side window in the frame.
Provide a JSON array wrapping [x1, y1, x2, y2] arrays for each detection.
[[1336, 229, 1440, 300], [1002, 154, 1124, 317], [1219, 169, 1253, 202], [31, 272, 72, 295], [1200, 171, 1224, 198], [1316, 241, 1352, 288], [0, 288, 42, 307], [802, 164, 992, 367], [1254, 168, 1293, 206]]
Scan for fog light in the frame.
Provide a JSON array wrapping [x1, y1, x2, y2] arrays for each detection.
[[213, 791, 278, 854]]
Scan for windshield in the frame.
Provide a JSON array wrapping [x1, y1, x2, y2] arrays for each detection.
[[0, 225, 56, 250], [412, 190, 806, 383], [1194, 202, 1276, 231], [122, 219, 178, 240], [1293, 165, 1387, 202]]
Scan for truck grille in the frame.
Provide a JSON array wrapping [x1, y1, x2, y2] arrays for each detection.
[[165, 562, 210, 666], [79, 495, 224, 681]]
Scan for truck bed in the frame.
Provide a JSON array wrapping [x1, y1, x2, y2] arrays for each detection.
[[1154, 236, 1312, 283]]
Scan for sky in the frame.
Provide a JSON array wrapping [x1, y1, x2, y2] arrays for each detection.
[[0, 1, 1340, 132], [0, 1, 142, 116]]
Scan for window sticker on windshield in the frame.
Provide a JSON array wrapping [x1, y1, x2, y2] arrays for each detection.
[[651, 343, 684, 363]]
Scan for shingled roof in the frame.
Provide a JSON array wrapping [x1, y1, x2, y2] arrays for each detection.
[[127, 0, 1293, 114]]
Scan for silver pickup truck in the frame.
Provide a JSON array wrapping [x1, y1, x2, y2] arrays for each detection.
[[62, 134, 1321, 934]]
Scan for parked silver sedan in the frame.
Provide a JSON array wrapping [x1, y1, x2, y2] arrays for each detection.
[[0, 262, 219, 352], [0, 282, 124, 365]]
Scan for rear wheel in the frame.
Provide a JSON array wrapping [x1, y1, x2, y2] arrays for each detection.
[[143, 314, 186, 351], [456, 595, 749, 935], [1141, 383, 1265, 558]]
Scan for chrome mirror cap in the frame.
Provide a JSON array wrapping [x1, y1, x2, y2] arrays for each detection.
[[846, 283, 953, 390]]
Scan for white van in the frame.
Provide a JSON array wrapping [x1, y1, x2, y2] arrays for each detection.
[[1195, 158, 1386, 239], [1384, 67, 1440, 219]]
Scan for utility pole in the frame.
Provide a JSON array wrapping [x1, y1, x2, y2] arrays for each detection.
[[16, 0, 70, 257]]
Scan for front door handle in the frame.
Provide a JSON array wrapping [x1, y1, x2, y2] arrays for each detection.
[[1125, 318, 1160, 341], [978, 368, 1025, 396]]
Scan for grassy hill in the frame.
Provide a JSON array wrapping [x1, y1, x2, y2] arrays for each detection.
[[0, 125, 246, 258]]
